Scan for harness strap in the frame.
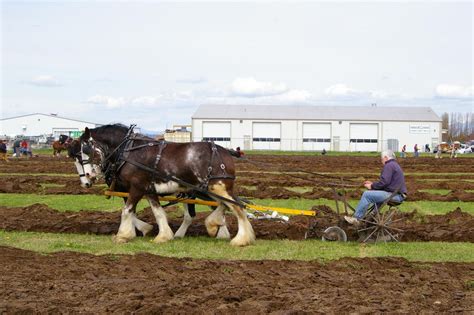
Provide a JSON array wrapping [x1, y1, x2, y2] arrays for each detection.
[[122, 157, 245, 208]]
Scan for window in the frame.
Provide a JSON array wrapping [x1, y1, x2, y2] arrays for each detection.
[[252, 138, 281, 142], [202, 137, 230, 142], [350, 139, 378, 143], [303, 138, 331, 143]]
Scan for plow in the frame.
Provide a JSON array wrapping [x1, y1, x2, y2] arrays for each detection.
[[103, 187, 404, 243]]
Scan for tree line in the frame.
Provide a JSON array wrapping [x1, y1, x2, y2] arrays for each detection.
[[441, 112, 474, 142]]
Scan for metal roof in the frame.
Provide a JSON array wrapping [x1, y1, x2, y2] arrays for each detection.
[[1, 113, 101, 125], [192, 104, 442, 122]]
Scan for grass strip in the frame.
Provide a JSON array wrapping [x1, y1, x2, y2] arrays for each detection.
[[0, 230, 473, 262], [1, 194, 473, 216]]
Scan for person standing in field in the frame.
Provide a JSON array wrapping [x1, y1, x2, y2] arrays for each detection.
[[400, 144, 406, 158], [0, 140, 8, 161], [414, 144, 419, 158]]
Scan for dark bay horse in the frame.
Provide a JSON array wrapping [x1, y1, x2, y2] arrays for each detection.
[[69, 124, 255, 246]]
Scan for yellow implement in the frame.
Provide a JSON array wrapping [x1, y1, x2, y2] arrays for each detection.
[[103, 190, 316, 216]]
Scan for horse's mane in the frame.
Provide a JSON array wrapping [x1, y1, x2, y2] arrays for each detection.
[[93, 123, 129, 134]]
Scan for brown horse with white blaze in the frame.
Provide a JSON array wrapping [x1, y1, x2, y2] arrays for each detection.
[[72, 124, 255, 246]]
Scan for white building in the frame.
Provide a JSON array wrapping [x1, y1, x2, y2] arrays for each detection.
[[191, 105, 442, 152], [0, 113, 101, 139]]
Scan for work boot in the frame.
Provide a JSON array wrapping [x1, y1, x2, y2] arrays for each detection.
[[344, 216, 360, 225]]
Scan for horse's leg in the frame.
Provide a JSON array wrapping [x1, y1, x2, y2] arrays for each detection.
[[174, 203, 195, 238], [119, 196, 153, 236], [113, 192, 142, 243], [205, 203, 230, 239], [146, 195, 174, 243], [132, 216, 154, 236], [209, 181, 255, 246]]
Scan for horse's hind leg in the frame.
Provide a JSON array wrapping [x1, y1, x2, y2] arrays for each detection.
[[174, 203, 195, 238], [132, 215, 153, 236], [209, 182, 255, 246], [146, 195, 174, 243], [205, 203, 230, 239]]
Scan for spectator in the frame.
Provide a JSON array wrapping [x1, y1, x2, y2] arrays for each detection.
[[20, 139, 32, 157], [321, 148, 327, 155], [435, 144, 442, 159], [414, 144, 419, 158], [13, 139, 21, 157], [425, 144, 430, 153], [0, 140, 7, 161], [400, 144, 406, 158]]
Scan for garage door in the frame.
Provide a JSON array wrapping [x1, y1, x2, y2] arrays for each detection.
[[202, 121, 231, 147], [302, 123, 331, 151], [252, 122, 281, 150], [349, 124, 378, 151]]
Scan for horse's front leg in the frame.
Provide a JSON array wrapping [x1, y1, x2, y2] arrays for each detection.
[[113, 192, 142, 243], [205, 203, 230, 239], [146, 195, 174, 243]]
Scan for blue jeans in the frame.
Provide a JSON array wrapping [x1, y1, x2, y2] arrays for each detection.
[[354, 190, 404, 219]]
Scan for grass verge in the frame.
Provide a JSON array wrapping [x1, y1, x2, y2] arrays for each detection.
[[1, 193, 473, 216], [0, 230, 473, 262]]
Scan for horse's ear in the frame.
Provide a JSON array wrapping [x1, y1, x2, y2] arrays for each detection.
[[83, 127, 91, 140]]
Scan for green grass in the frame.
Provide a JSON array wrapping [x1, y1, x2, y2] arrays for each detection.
[[0, 230, 473, 262], [418, 189, 452, 195], [2, 193, 473, 216]]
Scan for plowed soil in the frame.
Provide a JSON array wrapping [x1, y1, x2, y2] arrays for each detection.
[[1, 155, 474, 313], [1, 204, 473, 242], [1, 246, 473, 313], [1, 156, 474, 201]]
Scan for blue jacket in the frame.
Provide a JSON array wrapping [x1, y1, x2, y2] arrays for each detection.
[[371, 159, 407, 194]]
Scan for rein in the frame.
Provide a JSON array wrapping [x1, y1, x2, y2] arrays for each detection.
[[237, 156, 362, 188]]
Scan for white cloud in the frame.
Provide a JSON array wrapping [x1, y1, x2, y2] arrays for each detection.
[[230, 77, 288, 97], [435, 84, 474, 99], [27, 75, 62, 87], [131, 96, 162, 107], [273, 89, 312, 103], [324, 83, 389, 100], [87, 95, 126, 109]]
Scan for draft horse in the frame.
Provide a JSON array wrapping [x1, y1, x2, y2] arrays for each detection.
[[69, 124, 255, 246], [52, 135, 72, 157]]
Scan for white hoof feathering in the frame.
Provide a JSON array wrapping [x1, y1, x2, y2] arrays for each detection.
[[132, 216, 153, 236], [148, 198, 174, 243], [230, 218, 255, 246], [153, 228, 174, 243], [174, 207, 193, 238], [216, 225, 231, 239]]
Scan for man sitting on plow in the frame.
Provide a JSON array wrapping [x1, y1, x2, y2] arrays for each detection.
[[345, 150, 407, 225]]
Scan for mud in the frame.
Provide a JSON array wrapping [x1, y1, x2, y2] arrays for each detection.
[[1, 246, 473, 313], [1, 204, 474, 242]]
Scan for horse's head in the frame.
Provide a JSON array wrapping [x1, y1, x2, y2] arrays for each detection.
[[68, 128, 102, 188]]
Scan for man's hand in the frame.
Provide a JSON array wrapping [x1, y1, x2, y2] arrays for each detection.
[[363, 180, 373, 190]]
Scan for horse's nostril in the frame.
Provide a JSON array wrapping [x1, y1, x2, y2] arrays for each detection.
[[85, 183, 91, 188]]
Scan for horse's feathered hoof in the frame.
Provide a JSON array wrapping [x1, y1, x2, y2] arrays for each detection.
[[153, 235, 174, 243], [112, 234, 131, 243]]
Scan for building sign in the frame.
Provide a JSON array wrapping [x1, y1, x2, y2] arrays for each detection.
[[70, 131, 83, 138], [409, 125, 430, 134]]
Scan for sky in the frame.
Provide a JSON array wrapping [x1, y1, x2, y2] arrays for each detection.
[[1, 0, 473, 132]]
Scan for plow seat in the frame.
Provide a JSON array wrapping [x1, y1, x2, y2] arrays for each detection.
[[387, 199, 402, 207]]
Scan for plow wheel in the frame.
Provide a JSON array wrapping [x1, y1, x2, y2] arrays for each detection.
[[321, 226, 347, 242], [357, 208, 404, 243]]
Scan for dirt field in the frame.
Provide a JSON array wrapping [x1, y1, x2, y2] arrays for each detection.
[[1, 155, 474, 313], [1, 246, 473, 313]]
